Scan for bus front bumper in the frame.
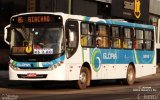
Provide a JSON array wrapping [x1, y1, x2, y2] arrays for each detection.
[[9, 65, 67, 81]]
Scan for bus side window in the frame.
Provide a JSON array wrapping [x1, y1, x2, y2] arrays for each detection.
[[111, 26, 121, 48], [123, 28, 133, 49], [135, 29, 144, 50], [134, 40, 138, 49], [144, 30, 153, 50], [65, 20, 79, 58], [96, 24, 110, 48], [81, 22, 95, 47]]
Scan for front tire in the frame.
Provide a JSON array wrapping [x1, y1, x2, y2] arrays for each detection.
[[124, 64, 136, 85], [75, 67, 91, 89]]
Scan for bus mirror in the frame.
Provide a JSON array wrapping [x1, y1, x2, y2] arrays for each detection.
[[69, 30, 74, 42], [4, 24, 10, 45]]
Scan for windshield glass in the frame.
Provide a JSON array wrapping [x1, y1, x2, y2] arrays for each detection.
[[11, 27, 64, 55]]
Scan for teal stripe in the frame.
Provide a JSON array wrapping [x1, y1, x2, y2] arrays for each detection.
[[83, 16, 90, 21]]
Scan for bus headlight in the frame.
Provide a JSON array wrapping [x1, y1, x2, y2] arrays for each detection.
[[10, 64, 20, 71], [48, 66, 54, 70]]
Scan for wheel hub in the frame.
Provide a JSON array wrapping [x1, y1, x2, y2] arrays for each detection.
[[80, 72, 87, 84], [128, 70, 134, 81]]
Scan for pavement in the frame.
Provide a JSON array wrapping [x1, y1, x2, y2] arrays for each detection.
[[157, 67, 160, 74], [0, 70, 8, 79]]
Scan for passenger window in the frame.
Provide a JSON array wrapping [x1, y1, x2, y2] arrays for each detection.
[[123, 28, 133, 49], [135, 29, 144, 50], [96, 24, 110, 48], [144, 30, 154, 50], [81, 22, 95, 47], [111, 26, 121, 48]]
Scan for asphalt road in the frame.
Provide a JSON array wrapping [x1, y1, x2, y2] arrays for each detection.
[[0, 70, 160, 100]]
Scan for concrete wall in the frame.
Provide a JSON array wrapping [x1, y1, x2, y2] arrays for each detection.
[[149, 0, 160, 15], [72, 0, 98, 17]]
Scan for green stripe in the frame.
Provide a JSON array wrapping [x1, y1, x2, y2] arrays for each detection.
[[152, 52, 155, 64], [134, 50, 139, 64], [90, 48, 92, 63], [82, 48, 84, 62]]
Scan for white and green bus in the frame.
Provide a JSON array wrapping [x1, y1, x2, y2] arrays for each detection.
[[4, 12, 156, 89]]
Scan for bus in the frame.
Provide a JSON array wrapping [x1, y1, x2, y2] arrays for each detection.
[[4, 12, 156, 89]]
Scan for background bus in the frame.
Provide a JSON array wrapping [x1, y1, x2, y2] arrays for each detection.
[[4, 12, 156, 89]]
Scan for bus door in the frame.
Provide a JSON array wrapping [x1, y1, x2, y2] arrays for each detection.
[[65, 19, 79, 59], [65, 19, 80, 79]]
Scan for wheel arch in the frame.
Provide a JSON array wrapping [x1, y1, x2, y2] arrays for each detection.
[[76, 62, 92, 88], [82, 62, 92, 79]]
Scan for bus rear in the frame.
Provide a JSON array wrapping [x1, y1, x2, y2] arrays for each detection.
[[6, 13, 67, 81]]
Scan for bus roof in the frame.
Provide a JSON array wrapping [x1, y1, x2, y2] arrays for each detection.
[[105, 20, 154, 30]]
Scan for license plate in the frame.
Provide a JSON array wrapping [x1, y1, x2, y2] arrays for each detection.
[[27, 73, 37, 77]]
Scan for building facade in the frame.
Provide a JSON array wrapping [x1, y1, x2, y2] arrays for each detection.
[[149, 0, 160, 64], [0, 0, 152, 30]]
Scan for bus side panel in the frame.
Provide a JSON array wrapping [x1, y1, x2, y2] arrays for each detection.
[[101, 64, 127, 79], [134, 50, 156, 78], [89, 48, 132, 80], [66, 47, 103, 80], [135, 64, 156, 78]]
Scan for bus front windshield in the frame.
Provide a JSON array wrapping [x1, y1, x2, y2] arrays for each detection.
[[11, 27, 64, 55]]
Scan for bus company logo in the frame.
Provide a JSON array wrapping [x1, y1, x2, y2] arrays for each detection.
[[25, 45, 33, 54], [17, 63, 31, 67], [91, 48, 102, 72], [134, 0, 141, 19]]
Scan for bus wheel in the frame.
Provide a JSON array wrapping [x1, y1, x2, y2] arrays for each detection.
[[76, 67, 90, 89], [124, 64, 135, 85]]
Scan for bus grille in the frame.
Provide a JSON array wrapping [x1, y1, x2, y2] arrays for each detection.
[[17, 74, 47, 79], [18, 67, 49, 70]]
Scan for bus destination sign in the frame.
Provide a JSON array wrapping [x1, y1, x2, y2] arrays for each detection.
[[11, 14, 62, 27], [17, 16, 51, 23]]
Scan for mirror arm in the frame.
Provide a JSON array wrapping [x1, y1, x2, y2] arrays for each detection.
[[4, 24, 10, 45]]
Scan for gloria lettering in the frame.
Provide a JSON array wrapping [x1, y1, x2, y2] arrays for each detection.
[[103, 53, 117, 60]]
